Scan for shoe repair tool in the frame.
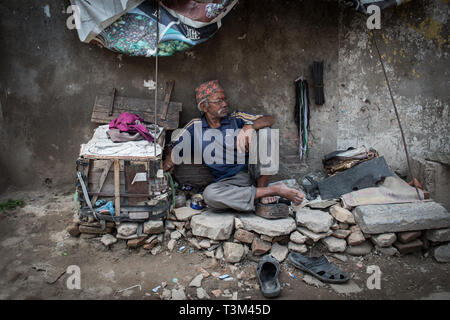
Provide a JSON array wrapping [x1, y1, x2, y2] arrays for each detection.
[[294, 77, 310, 160], [108, 88, 117, 116], [161, 80, 175, 121], [312, 61, 325, 105], [371, 29, 422, 200], [190, 193, 204, 210]]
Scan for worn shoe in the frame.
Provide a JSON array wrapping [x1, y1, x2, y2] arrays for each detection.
[[257, 254, 281, 298]]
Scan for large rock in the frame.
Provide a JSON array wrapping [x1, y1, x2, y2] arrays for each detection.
[[371, 233, 397, 247], [238, 214, 296, 237], [397, 231, 422, 244], [174, 207, 202, 221], [345, 240, 373, 256], [270, 243, 288, 262], [297, 227, 332, 242], [330, 205, 355, 224], [234, 229, 255, 244], [101, 234, 117, 247], [143, 220, 164, 235], [353, 202, 450, 234], [191, 211, 235, 240], [426, 228, 450, 242], [322, 237, 347, 253], [296, 208, 333, 233], [117, 223, 138, 236], [434, 243, 450, 262], [223, 242, 245, 263]]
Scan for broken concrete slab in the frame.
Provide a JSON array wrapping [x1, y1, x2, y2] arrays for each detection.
[[434, 243, 450, 262], [426, 228, 450, 242], [296, 208, 333, 233], [353, 202, 450, 234], [171, 287, 187, 300], [196, 287, 210, 300], [238, 214, 296, 237], [117, 222, 138, 236], [191, 211, 235, 240], [174, 206, 202, 221], [330, 280, 363, 295]]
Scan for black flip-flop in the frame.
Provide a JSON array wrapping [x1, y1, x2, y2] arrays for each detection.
[[257, 255, 281, 298], [288, 252, 349, 284]]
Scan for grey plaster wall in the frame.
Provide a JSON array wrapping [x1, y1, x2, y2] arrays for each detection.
[[0, 0, 448, 193]]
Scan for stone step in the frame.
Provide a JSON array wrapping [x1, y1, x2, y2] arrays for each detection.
[[353, 201, 450, 234]]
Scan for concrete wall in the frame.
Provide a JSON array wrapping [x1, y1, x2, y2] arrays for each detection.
[[0, 0, 448, 193]]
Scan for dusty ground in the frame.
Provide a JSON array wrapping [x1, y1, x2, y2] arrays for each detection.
[[0, 186, 449, 301]]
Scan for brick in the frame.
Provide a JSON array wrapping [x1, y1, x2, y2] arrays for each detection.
[[394, 239, 423, 254], [251, 237, 272, 256], [397, 231, 422, 244], [143, 237, 158, 250], [127, 236, 148, 248], [234, 229, 255, 244]]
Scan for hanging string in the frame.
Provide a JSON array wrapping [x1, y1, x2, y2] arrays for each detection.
[[154, 0, 159, 159], [372, 29, 421, 200]]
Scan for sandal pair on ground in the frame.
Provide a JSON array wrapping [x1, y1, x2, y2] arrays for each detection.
[[257, 252, 350, 298]]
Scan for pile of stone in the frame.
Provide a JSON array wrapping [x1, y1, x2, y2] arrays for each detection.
[[67, 196, 450, 264]]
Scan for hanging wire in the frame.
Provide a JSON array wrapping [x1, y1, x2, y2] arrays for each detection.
[[154, 0, 160, 159], [371, 29, 422, 200]]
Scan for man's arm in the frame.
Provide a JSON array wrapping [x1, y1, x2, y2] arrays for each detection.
[[237, 114, 275, 153], [252, 115, 274, 130]]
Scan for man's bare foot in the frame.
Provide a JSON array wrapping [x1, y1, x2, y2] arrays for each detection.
[[261, 196, 278, 204], [273, 183, 304, 206]]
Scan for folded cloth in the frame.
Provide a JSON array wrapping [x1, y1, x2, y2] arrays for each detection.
[[109, 112, 154, 143], [107, 129, 144, 143]]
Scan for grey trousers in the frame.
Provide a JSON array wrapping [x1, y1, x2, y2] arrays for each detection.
[[202, 128, 278, 212]]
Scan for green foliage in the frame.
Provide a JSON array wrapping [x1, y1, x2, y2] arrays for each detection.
[[0, 199, 25, 212]]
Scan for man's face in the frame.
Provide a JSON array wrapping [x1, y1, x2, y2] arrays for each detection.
[[201, 91, 228, 118]]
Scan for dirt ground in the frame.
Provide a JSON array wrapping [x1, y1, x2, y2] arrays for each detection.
[[0, 186, 449, 301]]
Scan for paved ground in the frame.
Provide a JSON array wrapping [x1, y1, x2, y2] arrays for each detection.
[[0, 186, 449, 300]]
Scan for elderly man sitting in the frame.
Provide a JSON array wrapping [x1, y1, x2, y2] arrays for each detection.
[[163, 80, 303, 214]]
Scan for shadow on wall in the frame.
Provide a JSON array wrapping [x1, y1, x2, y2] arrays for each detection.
[[0, 163, 8, 194]]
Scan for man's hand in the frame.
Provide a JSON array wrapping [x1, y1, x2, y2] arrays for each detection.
[[236, 124, 255, 153]]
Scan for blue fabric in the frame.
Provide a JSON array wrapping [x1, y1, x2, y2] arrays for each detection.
[[95, 201, 115, 216], [174, 112, 259, 182]]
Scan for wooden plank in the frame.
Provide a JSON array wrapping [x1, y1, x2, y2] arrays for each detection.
[[91, 95, 182, 130], [82, 154, 161, 161], [124, 163, 148, 205], [161, 80, 175, 120], [91, 160, 113, 204], [114, 159, 121, 218]]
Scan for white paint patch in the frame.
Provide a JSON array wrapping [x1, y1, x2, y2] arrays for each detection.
[[43, 5, 51, 18], [144, 80, 156, 90]]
